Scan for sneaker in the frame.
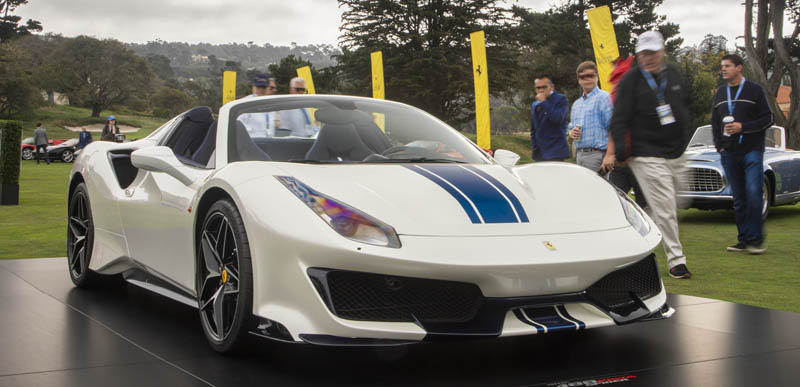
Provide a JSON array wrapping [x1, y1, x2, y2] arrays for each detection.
[[746, 240, 767, 255], [669, 264, 692, 279], [727, 242, 747, 252]]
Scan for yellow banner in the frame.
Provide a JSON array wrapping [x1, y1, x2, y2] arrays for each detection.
[[586, 6, 620, 92], [371, 51, 385, 100], [469, 30, 491, 150], [222, 71, 236, 105], [370, 51, 386, 131], [296, 66, 316, 94]]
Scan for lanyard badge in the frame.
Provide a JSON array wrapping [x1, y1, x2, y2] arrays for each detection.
[[640, 68, 675, 126]]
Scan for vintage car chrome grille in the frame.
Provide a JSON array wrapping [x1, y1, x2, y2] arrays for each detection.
[[312, 269, 484, 323], [585, 254, 662, 313], [684, 167, 724, 192]]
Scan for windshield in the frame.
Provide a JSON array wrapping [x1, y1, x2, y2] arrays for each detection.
[[227, 96, 489, 164], [689, 125, 782, 149]]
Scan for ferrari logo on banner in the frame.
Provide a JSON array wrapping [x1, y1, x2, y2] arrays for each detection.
[[587, 6, 620, 92], [222, 71, 236, 105], [296, 66, 316, 94], [470, 30, 491, 150], [370, 51, 386, 131]]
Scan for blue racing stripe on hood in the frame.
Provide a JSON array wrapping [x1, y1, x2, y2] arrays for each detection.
[[404, 165, 482, 223], [420, 165, 519, 223], [462, 165, 529, 222]]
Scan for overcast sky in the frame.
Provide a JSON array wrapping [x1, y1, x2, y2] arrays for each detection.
[[17, 0, 794, 49]]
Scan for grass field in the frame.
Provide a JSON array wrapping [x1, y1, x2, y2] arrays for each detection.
[[13, 105, 167, 141], [1, 159, 798, 314]]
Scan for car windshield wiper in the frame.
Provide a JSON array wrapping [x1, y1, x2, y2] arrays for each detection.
[[287, 159, 348, 164], [368, 157, 467, 164]]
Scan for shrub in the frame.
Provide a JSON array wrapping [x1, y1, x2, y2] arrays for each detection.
[[0, 120, 22, 185]]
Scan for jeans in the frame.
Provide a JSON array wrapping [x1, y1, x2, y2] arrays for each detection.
[[609, 166, 648, 209], [720, 151, 764, 244]]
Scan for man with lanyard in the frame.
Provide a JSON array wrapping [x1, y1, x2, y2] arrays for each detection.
[[610, 31, 694, 279], [237, 73, 278, 138], [712, 54, 774, 254], [568, 61, 613, 174], [277, 77, 319, 137]]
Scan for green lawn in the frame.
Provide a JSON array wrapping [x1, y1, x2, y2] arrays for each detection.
[[1, 129, 799, 314]]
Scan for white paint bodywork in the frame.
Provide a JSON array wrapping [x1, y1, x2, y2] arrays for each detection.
[[69, 95, 667, 343]]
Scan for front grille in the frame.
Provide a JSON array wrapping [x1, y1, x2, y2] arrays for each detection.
[[585, 255, 662, 313], [313, 269, 484, 323], [683, 167, 724, 192]]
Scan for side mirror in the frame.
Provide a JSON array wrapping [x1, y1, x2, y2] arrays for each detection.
[[493, 149, 520, 166], [131, 146, 196, 185]]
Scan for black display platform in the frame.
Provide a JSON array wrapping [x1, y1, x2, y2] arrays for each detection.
[[1, 258, 799, 387]]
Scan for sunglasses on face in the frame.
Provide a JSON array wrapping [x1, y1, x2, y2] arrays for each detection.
[[535, 86, 549, 90], [293, 87, 307, 92], [579, 73, 597, 80]]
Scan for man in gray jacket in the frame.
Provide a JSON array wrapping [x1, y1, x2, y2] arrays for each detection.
[[33, 122, 50, 165]]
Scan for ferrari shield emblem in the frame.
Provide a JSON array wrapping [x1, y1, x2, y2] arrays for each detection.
[[543, 241, 556, 251]]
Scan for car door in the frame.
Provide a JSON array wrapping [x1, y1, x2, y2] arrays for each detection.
[[117, 109, 216, 293]]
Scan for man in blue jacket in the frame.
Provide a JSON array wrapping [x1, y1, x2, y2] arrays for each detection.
[[530, 75, 570, 161]]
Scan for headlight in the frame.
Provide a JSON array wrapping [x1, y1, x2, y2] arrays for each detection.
[[618, 190, 650, 236], [275, 176, 401, 248]]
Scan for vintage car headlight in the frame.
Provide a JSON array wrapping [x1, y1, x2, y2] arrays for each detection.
[[618, 191, 650, 236], [275, 176, 401, 248]]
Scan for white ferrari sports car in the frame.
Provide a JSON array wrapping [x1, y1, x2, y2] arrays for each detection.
[[67, 95, 672, 353]]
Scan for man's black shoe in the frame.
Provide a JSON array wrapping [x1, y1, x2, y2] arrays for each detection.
[[669, 264, 692, 279], [727, 242, 747, 252], [746, 240, 767, 255]]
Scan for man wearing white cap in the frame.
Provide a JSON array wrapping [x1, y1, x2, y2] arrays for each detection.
[[609, 31, 694, 279]]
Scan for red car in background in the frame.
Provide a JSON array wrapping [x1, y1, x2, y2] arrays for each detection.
[[20, 137, 76, 162]]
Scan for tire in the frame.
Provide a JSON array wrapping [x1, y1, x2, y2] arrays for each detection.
[[61, 149, 74, 163], [196, 199, 256, 354], [21, 147, 34, 160], [762, 176, 771, 220], [67, 182, 100, 287]]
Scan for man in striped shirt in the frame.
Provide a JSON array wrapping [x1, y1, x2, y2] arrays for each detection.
[[568, 61, 614, 174]]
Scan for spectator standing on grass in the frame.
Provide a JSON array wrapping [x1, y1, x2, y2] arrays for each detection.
[[278, 77, 319, 137], [237, 73, 278, 138], [568, 61, 613, 174], [607, 55, 648, 210], [712, 54, 774, 255], [33, 122, 49, 165], [78, 126, 92, 149], [530, 75, 570, 162], [101, 116, 119, 141], [610, 31, 693, 279]]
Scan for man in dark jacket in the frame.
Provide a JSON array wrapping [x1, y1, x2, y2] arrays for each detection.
[[610, 31, 694, 279], [712, 54, 774, 254], [530, 75, 570, 161], [33, 122, 49, 165]]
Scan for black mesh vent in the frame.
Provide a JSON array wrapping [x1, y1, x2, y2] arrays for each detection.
[[585, 255, 662, 312], [323, 270, 484, 323]]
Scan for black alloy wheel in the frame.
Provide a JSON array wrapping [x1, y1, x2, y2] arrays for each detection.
[[21, 147, 34, 160], [61, 149, 74, 163], [67, 182, 98, 287], [197, 199, 255, 353]]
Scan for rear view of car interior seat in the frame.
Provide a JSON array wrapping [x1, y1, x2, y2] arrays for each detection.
[[166, 107, 215, 165], [305, 108, 376, 161]]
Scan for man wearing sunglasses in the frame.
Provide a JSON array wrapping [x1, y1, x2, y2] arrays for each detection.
[[568, 61, 613, 174], [530, 75, 570, 162], [277, 77, 318, 137]]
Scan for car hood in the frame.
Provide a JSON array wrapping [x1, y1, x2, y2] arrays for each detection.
[[256, 163, 630, 237], [684, 147, 720, 163]]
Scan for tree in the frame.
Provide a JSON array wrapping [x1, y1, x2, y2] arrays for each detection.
[[53, 36, 156, 117], [743, 0, 800, 148], [147, 54, 174, 81], [336, 0, 515, 126], [0, 0, 41, 42], [676, 35, 728, 130], [151, 86, 193, 118], [9, 33, 63, 104], [0, 42, 40, 116]]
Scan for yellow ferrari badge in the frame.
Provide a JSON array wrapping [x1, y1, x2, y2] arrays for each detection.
[[543, 241, 556, 251]]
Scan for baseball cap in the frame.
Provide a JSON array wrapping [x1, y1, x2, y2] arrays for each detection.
[[107, 115, 116, 121], [253, 73, 271, 87], [635, 31, 664, 53]]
